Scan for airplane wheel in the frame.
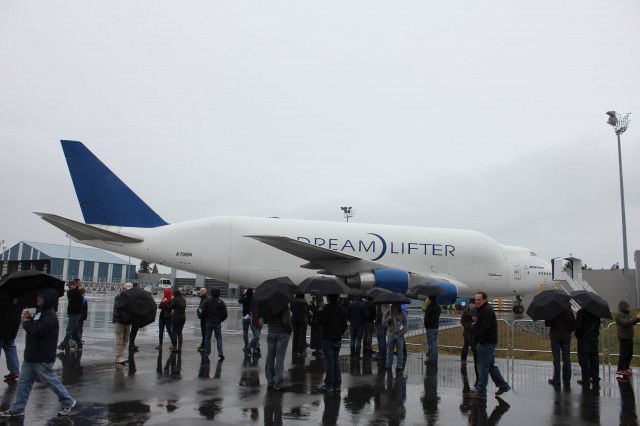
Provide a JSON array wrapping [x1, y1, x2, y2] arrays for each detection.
[[513, 305, 524, 314]]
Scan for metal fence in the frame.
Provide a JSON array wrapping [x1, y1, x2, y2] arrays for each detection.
[[54, 297, 639, 367]]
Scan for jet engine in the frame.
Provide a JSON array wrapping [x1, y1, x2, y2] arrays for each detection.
[[345, 268, 409, 294]]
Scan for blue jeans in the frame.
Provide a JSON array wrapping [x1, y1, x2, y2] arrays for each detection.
[[426, 328, 438, 362], [60, 314, 83, 349], [476, 343, 509, 397], [265, 332, 290, 389], [322, 340, 342, 388], [10, 361, 74, 412], [551, 341, 571, 383], [0, 338, 20, 375], [249, 324, 262, 353], [349, 324, 365, 357], [376, 324, 387, 355], [204, 322, 223, 358], [386, 334, 405, 368], [242, 317, 251, 348]]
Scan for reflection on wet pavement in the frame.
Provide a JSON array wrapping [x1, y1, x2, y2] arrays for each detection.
[[0, 294, 638, 425]]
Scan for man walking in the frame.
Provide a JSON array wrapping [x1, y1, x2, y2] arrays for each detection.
[[196, 288, 209, 352], [470, 291, 510, 399], [424, 295, 441, 364], [1, 288, 76, 418], [575, 307, 601, 385], [317, 294, 348, 392], [113, 283, 133, 364], [545, 305, 576, 385], [58, 278, 83, 352], [202, 288, 228, 363]]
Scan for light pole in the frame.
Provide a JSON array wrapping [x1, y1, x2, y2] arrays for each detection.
[[340, 206, 354, 222], [606, 111, 631, 303]]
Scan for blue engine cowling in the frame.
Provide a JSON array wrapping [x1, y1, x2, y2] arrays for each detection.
[[372, 269, 409, 294], [430, 282, 458, 305]]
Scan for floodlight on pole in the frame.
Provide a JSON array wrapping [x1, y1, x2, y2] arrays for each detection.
[[340, 206, 354, 222], [606, 110, 632, 304]]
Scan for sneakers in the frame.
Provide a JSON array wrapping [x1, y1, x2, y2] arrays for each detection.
[[273, 384, 290, 391], [116, 357, 127, 364], [332, 387, 341, 393], [58, 400, 76, 416], [495, 386, 510, 396], [318, 385, 333, 393], [0, 410, 24, 417], [577, 379, 590, 385], [3, 373, 19, 382], [548, 379, 560, 385], [197, 346, 205, 352]]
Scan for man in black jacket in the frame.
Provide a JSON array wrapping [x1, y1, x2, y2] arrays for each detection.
[[545, 306, 576, 385], [202, 288, 228, 362], [290, 293, 310, 357], [575, 308, 601, 385], [58, 278, 83, 351], [196, 288, 209, 352], [470, 291, 510, 400], [424, 295, 441, 364], [317, 294, 347, 392], [0, 288, 22, 382], [1, 288, 76, 418]]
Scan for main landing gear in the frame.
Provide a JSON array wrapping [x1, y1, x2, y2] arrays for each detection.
[[512, 296, 524, 314]]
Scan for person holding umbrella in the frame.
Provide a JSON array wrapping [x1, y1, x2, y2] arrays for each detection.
[[264, 304, 293, 390], [575, 307, 601, 385], [0, 288, 76, 418], [113, 283, 133, 364], [316, 293, 348, 392], [544, 304, 576, 385], [0, 289, 21, 383]]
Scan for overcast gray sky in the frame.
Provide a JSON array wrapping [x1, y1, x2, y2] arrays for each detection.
[[1, 1, 639, 273]]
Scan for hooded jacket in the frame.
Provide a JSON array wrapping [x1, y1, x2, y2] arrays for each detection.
[[22, 287, 59, 363], [203, 288, 228, 323], [159, 289, 173, 320], [616, 300, 639, 339], [0, 291, 22, 340]]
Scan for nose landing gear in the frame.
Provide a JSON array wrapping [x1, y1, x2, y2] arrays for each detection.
[[512, 295, 524, 314]]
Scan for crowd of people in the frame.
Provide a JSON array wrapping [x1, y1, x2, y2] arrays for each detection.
[[1, 277, 639, 420]]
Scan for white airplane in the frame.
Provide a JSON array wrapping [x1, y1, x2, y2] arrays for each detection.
[[36, 140, 554, 313]]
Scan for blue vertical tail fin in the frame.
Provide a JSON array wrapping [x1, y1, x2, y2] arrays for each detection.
[[61, 140, 168, 228]]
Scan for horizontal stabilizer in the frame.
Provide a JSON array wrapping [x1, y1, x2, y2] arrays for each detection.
[[35, 213, 144, 243]]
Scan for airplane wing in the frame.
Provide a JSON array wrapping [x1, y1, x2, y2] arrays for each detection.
[[246, 235, 468, 290], [35, 213, 144, 243]]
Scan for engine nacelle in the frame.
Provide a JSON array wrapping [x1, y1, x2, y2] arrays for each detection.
[[345, 268, 409, 294], [430, 282, 458, 305]]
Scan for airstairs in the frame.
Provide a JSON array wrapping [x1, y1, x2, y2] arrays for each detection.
[[551, 256, 595, 312]]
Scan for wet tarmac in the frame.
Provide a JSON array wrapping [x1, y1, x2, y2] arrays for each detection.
[[0, 295, 638, 425]]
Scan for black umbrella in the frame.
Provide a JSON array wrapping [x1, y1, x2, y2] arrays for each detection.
[[254, 277, 296, 318], [117, 287, 157, 328], [296, 276, 350, 296], [405, 284, 446, 300], [0, 270, 65, 308], [526, 289, 571, 321], [370, 291, 411, 305], [571, 290, 612, 319], [366, 287, 392, 300]]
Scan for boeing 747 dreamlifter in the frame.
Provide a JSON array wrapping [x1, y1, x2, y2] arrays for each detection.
[[36, 140, 554, 313]]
